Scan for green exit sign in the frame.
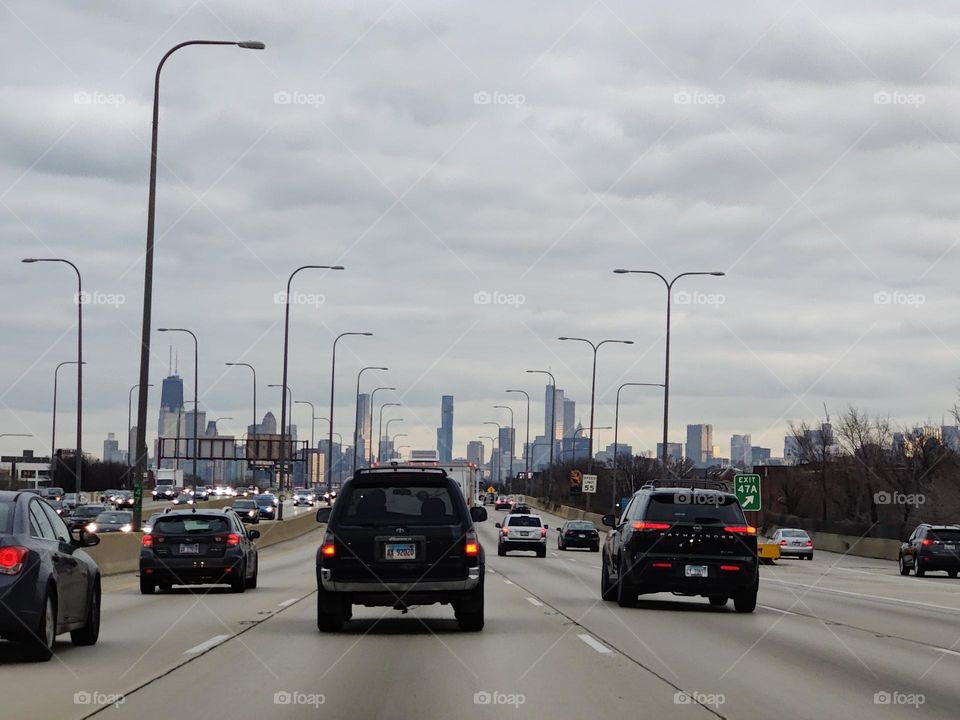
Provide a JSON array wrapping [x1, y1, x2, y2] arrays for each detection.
[[734, 473, 761, 511]]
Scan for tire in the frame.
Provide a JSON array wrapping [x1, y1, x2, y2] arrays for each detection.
[[456, 577, 484, 632], [591, 545, 599, 553], [708, 595, 727, 607], [537, 546, 547, 559], [497, 544, 506, 557], [139, 576, 156, 594], [245, 558, 259, 589], [71, 577, 101, 646], [733, 578, 758, 613], [616, 559, 639, 608], [230, 563, 246, 593], [23, 591, 56, 662], [557, 539, 563, 550], [805, 554, 814, 561], [316, 589, 345, 632], [949, 570, 958, 579], [600, 555, 616, 601], [916, 565, 926, 578], [899, 556, 910, 576]]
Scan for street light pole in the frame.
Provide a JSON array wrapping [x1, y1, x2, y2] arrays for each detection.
[[613, 269, 724, 468], [279, 265, 344, 494], [353, 365, 387, 474], [483, 421, 503, 485], [53, 361, 83, 471], [384, 419, 403, 461], [377, 403, 401, 464], [480, 435, 498, 487], [225, 362, 256, 487], [526, 369, 556, 497], [127, 382, 152, 480], [23, 258, 83, 496], [133, 39, 266, 531], [327, 332, 372, 493], [369, 390, 396, 465], [557, 337, 633, 474], [505, 390, 530, 477], [294, 400, 316, 487], [158, 328, 199, 484], [389, 433, 408, 460], [612, 382, 664, 514], [494, 404, 515, 487]]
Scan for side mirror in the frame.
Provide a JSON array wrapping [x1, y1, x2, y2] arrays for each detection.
[[601, 514, 616, 527], [470, 506, 488, 523], [544, 525, 549, 530], [248, 529, 261, 540], [495, 522, 502, 529], [71, 528, 100, 548], [315, 508, 331, 523]]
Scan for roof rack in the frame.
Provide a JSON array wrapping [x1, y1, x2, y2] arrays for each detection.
[[639, 478, 731, 492]]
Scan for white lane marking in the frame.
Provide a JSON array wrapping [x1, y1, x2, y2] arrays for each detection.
[[578, 634, 613, 654], [278, 598, 298, 608], [184, 634, 231, 655], [503, 579, 514, 585], [589, 565, 602, 569], [758, 604, 800, 616], [935, 647, 960, 657], [526, 597, 543, 607], [772, 579, 960, 613]]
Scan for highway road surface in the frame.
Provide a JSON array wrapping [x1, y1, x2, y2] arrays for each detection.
[[1, 506, 956, 719]]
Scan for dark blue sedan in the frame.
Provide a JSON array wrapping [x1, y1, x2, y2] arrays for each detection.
[[0, 491, 102, 661]]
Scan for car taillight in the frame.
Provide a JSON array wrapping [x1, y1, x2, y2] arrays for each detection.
[[321, 532, 336, 558], [805, 540, 813, 547], [142, 534, 154, 548], [780, 539, 788, 545], [651, 562, 672, 568], [724, 526, 756, 535], [631, 521, 671, 531], [720, 565, 740, 571], [226, 533, 241, 546], [501, 527, 509, 536], [0, 546, 28, 575], [465, 533, 480, 557], [540, 527, 547, 538], [922, 539, 933, 546]]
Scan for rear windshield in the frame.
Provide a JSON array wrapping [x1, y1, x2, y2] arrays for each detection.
[[339, 484, 460, 526], [929, 529, 960, 542], [643, 493, 745, 524], [96, 512, 132, 523], [254, 495, 274, 503], [153, 516, 232, 534], [76, 506, 105, 517], [780, 529, 808, 538], [567, 521, 595, 530], [233, 500, 256, 509], [0, 502, 13, 533], [507, 516, 542, 527]]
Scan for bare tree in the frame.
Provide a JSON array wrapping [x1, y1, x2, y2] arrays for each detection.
[[787, 420, 833, 521]]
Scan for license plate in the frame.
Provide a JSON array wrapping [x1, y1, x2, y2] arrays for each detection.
[[685, 565, 708, 578], [384, 543, 416, 560], [945, 544, 956, 551], [578, 533, 586, 538], [179, 543, 199, 554]]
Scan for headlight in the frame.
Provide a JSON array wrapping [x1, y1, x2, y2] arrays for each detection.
[[248, 510, 256, 517], [85, 523, 97, 533], [120, 524, 132, 533]]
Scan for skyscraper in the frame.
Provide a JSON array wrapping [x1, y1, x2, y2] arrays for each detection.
[[438, 395, 454, 462], [544, 385, 564, 445], [686, 424, 713, 464], [157, 373, 184, 439], [103, 433, 122, 463], [730, 434, 752, 468], [467, 440, 484, 467], [356, 393, 371, 467]]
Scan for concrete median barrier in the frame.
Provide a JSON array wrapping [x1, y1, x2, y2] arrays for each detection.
[[810, 532, 900, 560]]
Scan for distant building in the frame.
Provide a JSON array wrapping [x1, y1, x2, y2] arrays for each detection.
[[103, 433, 123, 464], [656, 442, 683, 461], [544, 385, 564, 443], [942, 425, 960, 452], [730, 434, 752, 468], [686, 424, 713, 463], [467, 440, 484, 467], [562, 399, 576, 441], [596, 442, 632, 466], [0, 450, 52, 487], [437, 395, 454, 463], [355, 393, 371, 466], [751, 446, 771, 465]]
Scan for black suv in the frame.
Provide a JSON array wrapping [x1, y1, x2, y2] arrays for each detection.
[[139, 509, 260, 593], [315, 466, 488, 632], [899, 524, 960, 577], [600, 483, 758, 612]]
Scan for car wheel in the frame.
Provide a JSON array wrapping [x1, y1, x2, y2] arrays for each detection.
[[71, 577, 101, 646], [898, 555, 910, 575], [915, 565, 926, 577], [245, 558, 259, 589], [949, 570, 958, 578], [230, 563, 247, 593], [616, 559, 639, 608], [456, 577, 484, 632], [557, 539, 563, 550], [23, 591, 57, 662], [537, 547, 547, 558], [316, 589, 346, 632], [708, 595, 727, 607], [139, 576, 156, 594], [497, 544, 506, 557], [600, 555, 616, 601], [733, 578, 759, 613]]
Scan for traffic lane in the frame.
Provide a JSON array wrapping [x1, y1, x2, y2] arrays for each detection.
[[0, 526, 325, 720], [92, 561, 716, 720], [477, 519, 959, 720]]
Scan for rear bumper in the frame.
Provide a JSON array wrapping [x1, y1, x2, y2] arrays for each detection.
[[561, 536, 599, 548], [779, 545, 812, 556], [917, 555, 960, 570], [0, 571, 41, 639], [140, 554, 244, 584], [624, 556, 758, 595], [319, 566, 481, 594]]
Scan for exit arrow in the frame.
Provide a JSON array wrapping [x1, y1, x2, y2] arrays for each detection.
[[744, 495, 755, 506]]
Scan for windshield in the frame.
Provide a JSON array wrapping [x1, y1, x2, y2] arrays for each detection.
[[96, 512, 132, 524], [567, 522, 595, 530], [780, 529, 808, 538], [77, 506, 105, 517], [929, 529, 960, 542], [0, 502, 14, 533], [153, 516, 232, 534], [643, 494, 746, 524], [339, 484, 460, 526], [233, 500, 256, 509], [507, 516, 542, 527], [254, 495, 274, 503]]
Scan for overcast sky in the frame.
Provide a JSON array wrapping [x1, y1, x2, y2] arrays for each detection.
[[4, 0, 960, 462]]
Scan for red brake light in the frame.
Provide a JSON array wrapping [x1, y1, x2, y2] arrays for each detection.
[[922, 539, 933, 546], [805, 540, 813, 547], [321, 542, 336, 557], [540, 527, 547, 538], [501, 527, 509, 536], [780, 539, 788, 545], [651, 562, 672, 568], [465, 541, 479, 557], [142, 534, 154, 548], [631, 521, 670, 531], [720, 565, 740, 571], [0, 546, 28, 575], [226, 533, 241, 546], [724, 526, 756, 535]]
